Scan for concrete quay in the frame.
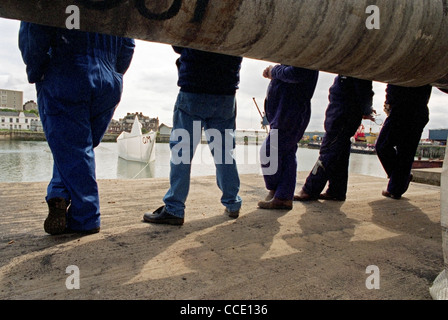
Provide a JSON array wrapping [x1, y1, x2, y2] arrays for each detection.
[[411, 167, 443, 186], [0, 172, 443, 300]]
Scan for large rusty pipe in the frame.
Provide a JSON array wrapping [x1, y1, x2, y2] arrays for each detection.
[[1, 0, 448, 88]]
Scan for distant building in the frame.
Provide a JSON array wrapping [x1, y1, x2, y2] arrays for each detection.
[[30, 118, 43, 132], [145, 116, 159, 133], [23, 100, 38, 111], [107, 119, 121, 134], [0, 111, 40, 131], [158, 123, 172, 136], [157, 123, 172, 143], [429, 129, 448, 144], [107, 112, 159, 134], [0, 89, 23, 111]]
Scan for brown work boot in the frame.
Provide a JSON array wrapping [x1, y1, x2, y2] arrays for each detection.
[[293, 189, 317, 201], [382, 190, 401, 200], [258, 197, 293, 210], [44, 197, 68, 235]]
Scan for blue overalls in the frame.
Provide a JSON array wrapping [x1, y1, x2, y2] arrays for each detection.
[[261, 65, 319, 200], [19, 22, 135, 231], [376, 84, 431, 198], [302, 76, 374, 200]]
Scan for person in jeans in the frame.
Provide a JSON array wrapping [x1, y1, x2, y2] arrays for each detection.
[[143, 47, 243, 225], [257, 64, 319, 210], [19, 22, 135, 235], [376, 84, 432, 199], [294, 76, 374, 202]]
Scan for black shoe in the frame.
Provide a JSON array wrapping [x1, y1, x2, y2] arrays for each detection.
[[143, 206, 184, 225], [44, 197, 68, 235], [226, 208, 240, 219]]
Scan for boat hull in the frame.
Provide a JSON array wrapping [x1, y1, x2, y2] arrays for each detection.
[[117, 131, 156, 163]]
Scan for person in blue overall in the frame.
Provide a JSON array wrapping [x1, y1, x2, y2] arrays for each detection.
[[294, 75, 374, 201], [376, 84, 432, 199], [257, 64, 319, 210], [143, 47, 243, 225], [19, 22, 135, 235]]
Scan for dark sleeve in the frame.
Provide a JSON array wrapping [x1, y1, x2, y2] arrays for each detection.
[[116, 38, 135, 74], [270, 65, 318, 84], [172, 46, 184, 54], [353, 78, 374, 116], [18, 22, 54, 83]]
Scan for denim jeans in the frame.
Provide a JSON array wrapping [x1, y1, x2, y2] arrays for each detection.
[[163, 91, 242, 217]]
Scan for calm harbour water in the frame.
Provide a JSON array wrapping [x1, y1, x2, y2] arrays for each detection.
[[0, 140, 387, 183]]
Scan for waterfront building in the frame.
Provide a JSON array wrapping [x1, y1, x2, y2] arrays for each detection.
[[107, 119, 121, 134], [114, 112, 159, 134], [0, 89, 23, 111], [0, 111, 40, 131], [429, 129, 448, 145], [158, 123, 172, 136]]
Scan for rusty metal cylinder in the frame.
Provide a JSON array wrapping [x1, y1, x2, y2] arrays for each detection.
[[1, 0, 448, 88]]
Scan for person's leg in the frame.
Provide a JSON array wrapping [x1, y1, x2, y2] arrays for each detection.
[[375, 116, 397, 179], [260, 132, 281, 196], [324, 105, 363, 200], [258, 132, 296, 209], [299, 106, 346, 199], [43, 105, 100, 232], [46, 163, 70, 201], [162, 93, 203, 218], [91, 71, 122, 148], [387, 107, 429, 197], [273, 146, 297, 201], [323, 142, 350, 200], [37, 98, 70, 206], [37, 81, 100, 233], [204, 95, 242, 213]]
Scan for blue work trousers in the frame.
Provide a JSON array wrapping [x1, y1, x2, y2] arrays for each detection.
[[37, 70, 122, 231], [303, 98, 363, 199], [163, 91, 242, 217], [261, 135, 299, 201], [261, 108, 311, 200]]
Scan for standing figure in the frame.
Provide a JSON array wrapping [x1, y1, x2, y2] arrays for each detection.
[[257, 65, 319, 210], [19, 22, 135, 234], [294, 76, 374, 202], [143, 47, 243, 225], [376, 84, 432, 199]]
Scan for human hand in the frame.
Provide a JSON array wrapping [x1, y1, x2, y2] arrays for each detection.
[[263, 65, 274, 79], [362, 109, 377, 121], [383, 103, 391, 116]]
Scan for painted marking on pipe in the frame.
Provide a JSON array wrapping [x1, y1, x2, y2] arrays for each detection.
[[74, 0, 209, 23], [366, 5, 380, 30]]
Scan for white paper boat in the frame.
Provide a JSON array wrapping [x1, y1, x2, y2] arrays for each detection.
[[117, 115, 156, 163]]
